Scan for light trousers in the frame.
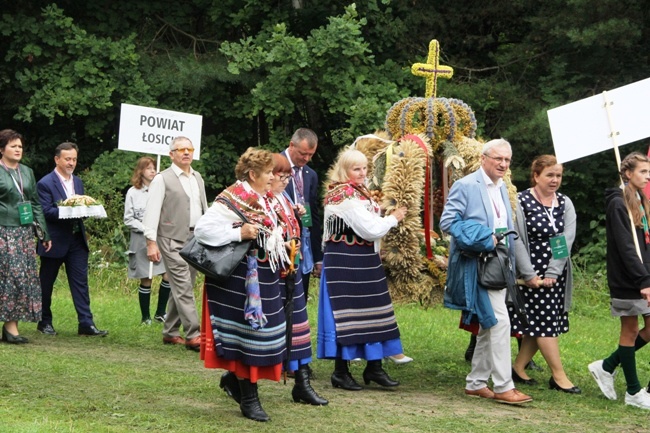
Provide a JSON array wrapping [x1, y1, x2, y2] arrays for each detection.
[[466, 288, 514, 393], [158, 235, 200, 340]]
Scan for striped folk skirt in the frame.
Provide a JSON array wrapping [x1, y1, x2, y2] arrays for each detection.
[[317, 236, 402, 361], [200, 250, 286, 382]]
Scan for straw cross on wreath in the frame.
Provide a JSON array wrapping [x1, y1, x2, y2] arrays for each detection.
[[411, 39, 454, 98]]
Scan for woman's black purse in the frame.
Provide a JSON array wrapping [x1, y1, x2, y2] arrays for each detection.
[[180, 197, 253, 282]]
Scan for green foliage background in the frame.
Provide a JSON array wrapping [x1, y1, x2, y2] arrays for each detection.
[[2, 0, 649, 269]]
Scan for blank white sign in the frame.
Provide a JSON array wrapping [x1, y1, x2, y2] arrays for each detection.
[[547, 77, 650, 163]]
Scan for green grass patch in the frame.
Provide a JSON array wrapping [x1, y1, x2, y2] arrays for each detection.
[[0, 267, 648, 432]]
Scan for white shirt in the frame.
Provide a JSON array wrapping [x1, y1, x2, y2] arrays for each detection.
[[479, 167, 508, 230], [143, 163, 203, 241], [54, 169, 75, 198], [285, 150, 303, 204]]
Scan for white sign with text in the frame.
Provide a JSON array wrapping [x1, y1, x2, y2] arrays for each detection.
[[547, 77, 650, 163], [118, 103, 203, 159]]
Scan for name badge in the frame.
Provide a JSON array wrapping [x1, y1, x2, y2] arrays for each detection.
[[494, 227, 509, 247], [301, 203, 313, 228], [550, 235, 569, 259], [18, 201, 34, 225]]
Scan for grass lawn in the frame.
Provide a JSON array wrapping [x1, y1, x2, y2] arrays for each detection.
[[0, 266, 648, 432]]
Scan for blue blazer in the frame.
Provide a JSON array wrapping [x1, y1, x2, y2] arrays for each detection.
[[282, 150, 323, 263], [439, 169, 515, 328], [36, 170, 88, 258]]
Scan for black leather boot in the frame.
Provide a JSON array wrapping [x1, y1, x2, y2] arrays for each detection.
[[331, 358, 362, 391], [219, 371, 241, 404], [239, 379, 270, 422], [465, 334, 477, 362], [363, 360, 399, 387], [292, 364, 329, 405]]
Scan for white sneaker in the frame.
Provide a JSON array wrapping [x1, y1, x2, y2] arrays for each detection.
[[588, 360, 617, 400], [625, 389, 650, 409]]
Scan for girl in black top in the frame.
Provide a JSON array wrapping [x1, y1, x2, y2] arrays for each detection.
[[589, 152, 650, 409]]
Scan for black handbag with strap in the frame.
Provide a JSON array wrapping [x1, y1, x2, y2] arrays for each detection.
[[179, 197, 253, 282], [476, 230, 529, 327]]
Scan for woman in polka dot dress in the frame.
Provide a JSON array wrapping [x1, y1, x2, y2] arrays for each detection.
[[510, 155, 581, 393]]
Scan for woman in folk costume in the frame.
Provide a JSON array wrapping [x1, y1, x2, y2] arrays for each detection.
[[194, 147, 289, 422], [269, 153, 328, 405], [317, 148, 407, 390]]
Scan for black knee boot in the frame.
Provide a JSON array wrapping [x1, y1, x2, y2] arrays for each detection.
[[331, 358, 362, 391], [293, 364, 328, 405], [239, 379, 270, 422], [219, 371, 241, 404], [363, 360, 399, 387]]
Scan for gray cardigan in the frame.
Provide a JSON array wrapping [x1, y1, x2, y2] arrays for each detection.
[[514, 190, 576, 312]]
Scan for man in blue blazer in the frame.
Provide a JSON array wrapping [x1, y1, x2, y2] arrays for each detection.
[[36, 142, 108, 337], [283, 128, 322, 300], [440, 138, 530, 405]]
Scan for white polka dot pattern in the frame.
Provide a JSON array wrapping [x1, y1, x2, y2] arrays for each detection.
[[509, 190, 570, 337]]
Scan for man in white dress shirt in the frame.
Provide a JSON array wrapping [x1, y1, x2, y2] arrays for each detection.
[[440, 138, 532, 405], [143, 137, 208, 351]]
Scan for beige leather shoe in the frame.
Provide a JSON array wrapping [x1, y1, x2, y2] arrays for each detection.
[[494, 388, 533, 404]]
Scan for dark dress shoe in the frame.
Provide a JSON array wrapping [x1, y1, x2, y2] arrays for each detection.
[[331, 372, 363, 391], [525, 359, 544, 371], [220, 372, 241, 404], [512, 369, 538, 386], [549, 377, 582, 394], [2, 326, 28, 344], [78, 325, 109, 337], [362, 361, 400, 387], [37, 323, 57, 335]]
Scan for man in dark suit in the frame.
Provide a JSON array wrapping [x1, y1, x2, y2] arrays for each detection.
[[36, 142, 108, 337], [283, 128, 322, 300]]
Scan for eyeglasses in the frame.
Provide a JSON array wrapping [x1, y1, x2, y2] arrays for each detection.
[[483, 154, 512, 165], [278, 174, 291, 182], [172, 147, 195, 153]]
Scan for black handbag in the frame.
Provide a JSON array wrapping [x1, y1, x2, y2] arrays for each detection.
[[179, 197, 253, 282], [477, 230, 529, 327], [477, 242, 511, 290]]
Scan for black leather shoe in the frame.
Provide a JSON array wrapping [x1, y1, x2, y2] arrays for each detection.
[[549, 377, 581, 394], [525, 359, 544, 371], [512, 369, 538, 386], [78, 325, 109, 337], [292, 365, 328, 405], [239, 379, 270, 422], [362, 361, 399, 387], [37, 323, 57, 336], [2, 326, 28, 344], [331, 372, 363, 391], [220, 372, 241, 404]]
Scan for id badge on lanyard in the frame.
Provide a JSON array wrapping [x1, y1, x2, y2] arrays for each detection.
[[18, 201, 34, 225], [550, 235, 569, 259]]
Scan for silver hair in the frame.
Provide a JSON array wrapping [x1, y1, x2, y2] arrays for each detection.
[[169, 136, 192, 152], [290, 128, 318, 148], [482, 138, 511, 155]]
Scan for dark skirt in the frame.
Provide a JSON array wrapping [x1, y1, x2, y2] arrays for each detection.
[[202, 250, 286, 369], [317, 236, 401, 354], [0, 226, 42, 322], [279, 268, 312, 369]]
